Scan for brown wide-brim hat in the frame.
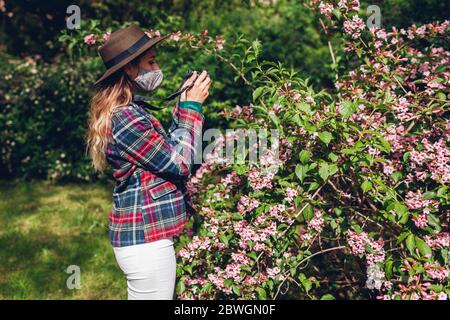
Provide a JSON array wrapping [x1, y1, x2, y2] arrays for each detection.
[[95, 25, 170, 85]]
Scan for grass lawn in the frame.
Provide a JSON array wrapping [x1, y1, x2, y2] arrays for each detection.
[[0, 180, 127, 299]]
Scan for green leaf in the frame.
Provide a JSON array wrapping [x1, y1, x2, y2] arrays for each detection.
[[303, 204, 314, 221], [220, 234, 229, 245], [378, 137, 391, 153], [415, 237, 432, 258], [246, 53, 256, 63], [252, 87, 264, 101], [224, 278, 233, 288], [290, 267, 297, 277], [184, 265, 193, 275], [302, 279, 312, 293], [361, 180, 373, 193], [268, 111, 280, 126], [328, 164, 338, 176], [385, 259, 393, 279], [339, 100, 357, 119], [297, 102, 312, 115], [247, 252, 258, 261], [295, 164, 309, 183], [233, 165, 249, 175], [319, 163, 329, 181], [391, 171, 403, 183], [308, 182, 320, 192], [423, 191, 436, 200], [318, 131, 333, 145], [177, 280, 185, 293], [299, 150, 311, 164], [427, 214, 441, 231], [328, 152, 338, 162], [320, 294, 336, 300], [256, 287, 267, 299], [406, 234, 415, 255], [232, 284, 241, 295], [437, 186, 448, 198], [403, 152, 410, 162]]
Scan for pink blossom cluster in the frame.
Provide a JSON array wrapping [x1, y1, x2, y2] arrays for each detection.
[[424, 232, 450, 250], [248, 167, 275, 190], [425, 263, 449, 282], [389, 278, 449, 300], [237, 196, 260, 214], [405, 190, 439, 228], [343, 15, 365, 39], [347, 231, 387, 291], [178, 235, 212, 262], [83, 34, 97, 46], [215, 35, 225, 50], [308, 208, 325, 233], [226, 105, 255, 121], [233, 219, 278, 251], [144, 29, 161, 38], [285, 187, 298, 204], [409, 138, 450, 184], [318, 1, 333, 18], [268, 204, 294, 224], [347, 230, 385, 267], [220, 171, 242, 196]]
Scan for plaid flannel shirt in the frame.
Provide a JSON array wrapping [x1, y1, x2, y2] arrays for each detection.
[[106, 98, 204, 247]]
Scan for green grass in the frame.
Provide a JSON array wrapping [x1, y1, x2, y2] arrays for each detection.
[[0, 180, 127, 299]]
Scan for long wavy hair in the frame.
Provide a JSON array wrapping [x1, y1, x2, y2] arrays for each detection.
[[87, 61, 139, 172]]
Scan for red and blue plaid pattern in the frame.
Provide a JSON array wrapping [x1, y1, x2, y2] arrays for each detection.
[[106, 100, 204, 247]]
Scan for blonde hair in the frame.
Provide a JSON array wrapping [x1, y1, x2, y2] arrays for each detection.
[[87, 70, 134, 172]]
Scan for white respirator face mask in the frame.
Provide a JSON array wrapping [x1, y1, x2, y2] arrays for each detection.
[[133, 68, 163, 92]]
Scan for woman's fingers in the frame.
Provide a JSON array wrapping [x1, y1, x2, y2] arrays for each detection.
[[199, 74, 212, 89], [202, 78, 212, 94], [194, 70, 209, 86], [180, 70, 212, 103]]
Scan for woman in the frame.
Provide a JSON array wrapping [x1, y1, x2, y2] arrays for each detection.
[[86, 25, 211, 300]]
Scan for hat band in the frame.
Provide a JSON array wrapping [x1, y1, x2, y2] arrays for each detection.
[[104, 34, 150, 69]]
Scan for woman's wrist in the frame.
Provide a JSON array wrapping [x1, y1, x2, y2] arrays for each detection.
[[179, 100, 202, 113]]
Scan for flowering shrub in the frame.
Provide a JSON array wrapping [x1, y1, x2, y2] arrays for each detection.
[[173, 1, 449, 300]]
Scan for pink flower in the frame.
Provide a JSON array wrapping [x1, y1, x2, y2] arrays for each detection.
[[215, 35, 225, 50], [343, 16, 365, 39], [319, 2, 333, 18], [412, 214, 428, 228], [170, 31, 182, 41], [285, 187, 298, 204], [425, 263, 449, 282], [237, 196, 260, 214], [248, 168, 275, 191], [266, 267, 281, 279], [308, 209, 325, 233], [84, 34, 96, 46], [269, 204, 287, 222]]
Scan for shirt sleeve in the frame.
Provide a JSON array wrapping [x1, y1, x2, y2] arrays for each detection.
[[112, 104, 204, 180]]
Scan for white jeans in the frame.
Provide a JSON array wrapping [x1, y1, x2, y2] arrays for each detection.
[[113, 237, 176, 300]]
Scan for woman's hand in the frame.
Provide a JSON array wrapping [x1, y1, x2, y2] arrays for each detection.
[[180, 70, 212, 104]]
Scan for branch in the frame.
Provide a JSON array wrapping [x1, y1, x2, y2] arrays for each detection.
[[273, 245, 347, 299]]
